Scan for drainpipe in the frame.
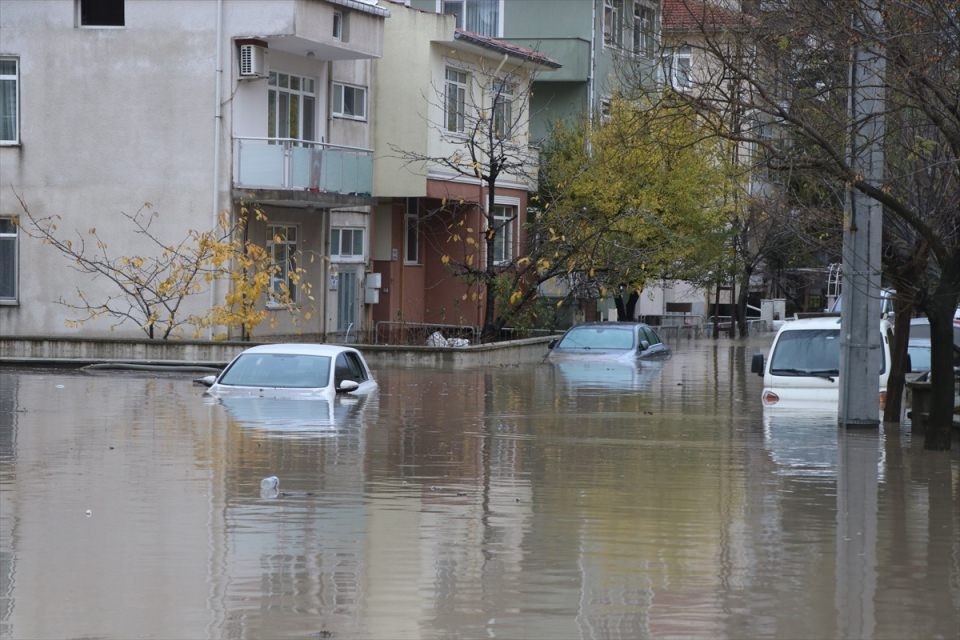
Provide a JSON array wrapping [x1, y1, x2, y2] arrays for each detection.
[[209, 0, 224, 339], [588, 0, 597, 125]]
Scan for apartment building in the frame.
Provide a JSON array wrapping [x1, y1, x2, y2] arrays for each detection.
[[0, 0, 387, 340], [371, 1, 558, 336]]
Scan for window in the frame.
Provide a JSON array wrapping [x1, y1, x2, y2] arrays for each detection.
[[491, 204, 514, 265], [599, 98, 612, 123], [334, 351, 368, 388], [333, 11, 343, 39], [331, 227, 364, 260], [604, 0, 623, 47], [633, 3, 655, 57], [662, 46, 692, 89], [332, 83, 367, 120], [268, 72, 317, 142], [492, 81, 514, 139], [0, 58, 18, 144], [405, 198, 419, 264], [0, 217, 17, 302], [440, 0, 499, 37], [267, 224, 298, 303], [445, 68, 468, 133], [79, 0, 124, 27]]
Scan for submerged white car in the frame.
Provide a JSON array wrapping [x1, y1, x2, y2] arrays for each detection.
[[200, 343, 378, 399], [750, 316, 893, 410]]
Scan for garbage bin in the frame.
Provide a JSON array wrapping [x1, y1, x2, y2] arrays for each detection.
[[905, 376, 933, 431]]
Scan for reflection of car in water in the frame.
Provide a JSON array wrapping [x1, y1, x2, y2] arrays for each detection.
[[214, 394, 373, 435], [546, 322, 671, 361], [548, 357, 667, 392], [762, 410, 839, 477]]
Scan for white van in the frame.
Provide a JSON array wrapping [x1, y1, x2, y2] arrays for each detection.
[[751, 316, 893, 410]]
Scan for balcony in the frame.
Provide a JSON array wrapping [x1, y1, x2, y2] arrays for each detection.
[[233, 137, 373, 207]]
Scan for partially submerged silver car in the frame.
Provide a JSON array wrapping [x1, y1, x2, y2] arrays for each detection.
[[200, 343, 377, 399], [546, 322, 671, 361]]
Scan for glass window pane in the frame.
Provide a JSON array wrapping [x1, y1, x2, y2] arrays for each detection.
[[289, 95, 300, 138], [279, 73, 289, 89], [303, 96, 315, 141], [352, 230, 363, 255], [0, 78, 15, 142], [331, 229, 341, 255], [267, 89, 276, 138], [333, 85, 343, 114], [0, 235, 15, 299], [290, 76, 300, 91], [344, 87, 355, 115]]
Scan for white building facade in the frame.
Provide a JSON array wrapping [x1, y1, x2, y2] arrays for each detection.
[[0, 0, 387, 340]]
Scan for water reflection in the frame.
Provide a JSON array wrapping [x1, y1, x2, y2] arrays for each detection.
[[0, 342, 957, 640]]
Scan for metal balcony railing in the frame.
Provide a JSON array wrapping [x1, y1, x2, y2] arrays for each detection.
[[234, 137, 373, 196]]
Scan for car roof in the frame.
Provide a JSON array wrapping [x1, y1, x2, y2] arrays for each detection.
[[778, 316, 892, 332], [568, 322, 648, 329], [778, 317, 843, 330], [234, 343, 357, 357]]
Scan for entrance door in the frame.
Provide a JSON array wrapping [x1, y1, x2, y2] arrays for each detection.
[[337, 271, 358, 340]]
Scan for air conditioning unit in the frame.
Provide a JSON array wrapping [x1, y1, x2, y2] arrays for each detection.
[[238, 44, 267, 78]]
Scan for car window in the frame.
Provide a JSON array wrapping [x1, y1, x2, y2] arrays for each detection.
[[641, 326, 661, 345], [335, 352, 367, 386], [219, 354, 331, 388], [557, 326, 635, 350]]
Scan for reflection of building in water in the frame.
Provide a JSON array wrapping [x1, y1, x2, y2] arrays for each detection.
[[0, 372, 18, 638]]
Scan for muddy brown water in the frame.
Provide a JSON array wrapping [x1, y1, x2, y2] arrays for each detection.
[[1, 337, 957, 639]]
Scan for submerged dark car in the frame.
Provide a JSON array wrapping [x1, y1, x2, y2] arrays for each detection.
[[546, 322, 671, 361]]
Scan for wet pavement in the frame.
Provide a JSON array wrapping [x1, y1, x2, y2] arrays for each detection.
[[1, 336, 958, 639]]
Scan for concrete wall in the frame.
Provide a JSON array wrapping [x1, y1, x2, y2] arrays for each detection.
[[0, 334, 560, 368]]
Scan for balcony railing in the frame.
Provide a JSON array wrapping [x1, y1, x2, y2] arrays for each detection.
[[234, 137, 373, 196]]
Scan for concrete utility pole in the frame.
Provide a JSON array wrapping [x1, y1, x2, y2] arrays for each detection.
[[839, 1, 885, 427]]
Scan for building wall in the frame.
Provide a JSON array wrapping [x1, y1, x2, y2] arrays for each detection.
[[0, 0, 228, 338], [0, 0, 382, 340]]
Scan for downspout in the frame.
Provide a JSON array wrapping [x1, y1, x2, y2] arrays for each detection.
[[588, 0, 597, 125], [209, 0, 224, 339]]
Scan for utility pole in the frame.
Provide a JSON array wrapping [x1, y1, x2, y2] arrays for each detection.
[[839, 1, 885, 427]]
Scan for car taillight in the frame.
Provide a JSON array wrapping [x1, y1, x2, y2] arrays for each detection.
[[762, 390, 780, 406], [879, 390, 887, 410]]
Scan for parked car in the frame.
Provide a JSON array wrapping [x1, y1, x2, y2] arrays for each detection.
[[546, 322, 670, 361], [750, 316, 893, 410], [199, 343, 378, 399], [905, 316, 960, 374]]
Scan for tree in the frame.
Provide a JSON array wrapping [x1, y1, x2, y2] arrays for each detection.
[[638, 0, 959, 449], [531, 98, 732, 319], [14, 193, 309, 340]]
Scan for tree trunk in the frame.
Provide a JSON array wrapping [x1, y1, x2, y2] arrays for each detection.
[[735, 267, 753, 338], [626, 291, 639, 320], [883, 290, 915, 424], [712, 280, 722, 340], [924, 289, 957, 450]]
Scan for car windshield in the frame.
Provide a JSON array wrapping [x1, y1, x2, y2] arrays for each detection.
[[218, 353, 332, 388], [908, 344, 931, 371], [557, 326, 636, 351], [770, 329, 841, 374]]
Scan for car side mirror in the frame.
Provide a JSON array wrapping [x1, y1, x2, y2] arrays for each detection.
[[195, 375, 217, 387], [338, 380, 360, 393], [639, 340, 650, 351], [750, 353, 765, 376], [548, 339, 558, 349]]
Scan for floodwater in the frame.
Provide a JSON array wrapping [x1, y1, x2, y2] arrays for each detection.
[[0, 337, 958, 640]]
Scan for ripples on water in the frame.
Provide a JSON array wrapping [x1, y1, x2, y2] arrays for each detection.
[[0, 338, 957, 640]]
